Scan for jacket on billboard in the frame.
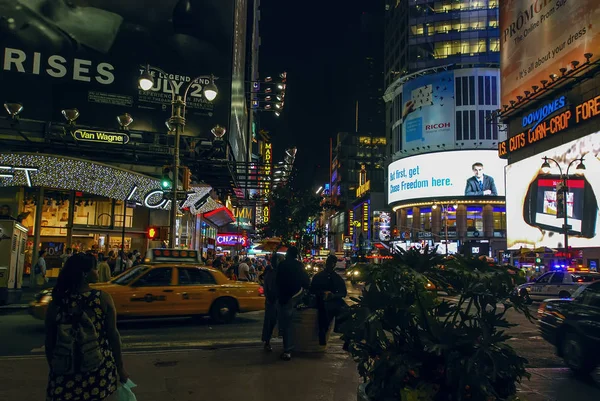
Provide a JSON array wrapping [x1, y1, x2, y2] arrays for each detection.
[[464, 175, 498, 196]]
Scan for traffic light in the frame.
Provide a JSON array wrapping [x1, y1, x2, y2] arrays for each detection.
[[147, 226, 160, 240], [181, 167, 191, 191], [161, 166, 172, 189]]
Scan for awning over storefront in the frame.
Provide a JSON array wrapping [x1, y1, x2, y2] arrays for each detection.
[[202, 206, 235, 227], [0, 152, 220, 214]]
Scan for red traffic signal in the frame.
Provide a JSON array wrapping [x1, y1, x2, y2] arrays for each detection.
[[147, 226, 160, 240]]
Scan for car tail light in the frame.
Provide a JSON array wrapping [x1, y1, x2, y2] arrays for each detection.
[[537, 302, 547, 319], [258, 286, 265, 296]]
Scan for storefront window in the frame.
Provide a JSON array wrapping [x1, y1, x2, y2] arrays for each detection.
[[420, 207, 432, 232], [444, 206, 457, 231], [113, 201, 134, 228], [466, 206, 483, 231], [406, 209, 413, 232], [493, 206, 506, 230]]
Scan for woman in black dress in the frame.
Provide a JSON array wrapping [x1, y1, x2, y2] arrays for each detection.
[[45, 253, 128, 401]]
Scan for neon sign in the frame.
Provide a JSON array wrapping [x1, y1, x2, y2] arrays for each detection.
[[263, 143, 272, 223], [521, 96, 566, 131], [499, 94, 600, 158], [216, 234, 248, 247]]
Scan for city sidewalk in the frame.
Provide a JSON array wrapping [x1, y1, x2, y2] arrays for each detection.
[[0, 344, 598, 401], [0, 346, 360, 401]]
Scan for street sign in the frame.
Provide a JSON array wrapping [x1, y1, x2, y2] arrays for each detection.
[[73, 129, 129, 145]]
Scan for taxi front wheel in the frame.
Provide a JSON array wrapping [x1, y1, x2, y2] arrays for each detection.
[[210, 298, 237, 324]]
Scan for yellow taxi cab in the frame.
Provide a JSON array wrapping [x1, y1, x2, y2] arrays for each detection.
[[29, 249, 265, 323]]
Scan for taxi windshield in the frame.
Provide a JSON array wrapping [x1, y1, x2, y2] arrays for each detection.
[[114, 266, 150, 285]]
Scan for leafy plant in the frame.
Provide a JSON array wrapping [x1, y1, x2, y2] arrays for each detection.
[[257, 185, 322, 248], [341, 247, 533, 401]]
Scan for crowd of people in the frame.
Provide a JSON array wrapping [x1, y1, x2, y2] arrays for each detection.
[[258, 247, 348, 362], [33, 248, 146, 287], [208, 254, 270, 282]]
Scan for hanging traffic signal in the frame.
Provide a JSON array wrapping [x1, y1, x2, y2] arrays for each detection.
[[161, 166, 173, 189], [181, 167, 191, 191], [147, 226, 160, 240]]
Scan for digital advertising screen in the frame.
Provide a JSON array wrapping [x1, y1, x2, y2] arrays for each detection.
[[402, 70, 455, 149], [387, 150, 507, 204], [500, 0, 600, 107], [506, 132, 600, 249]]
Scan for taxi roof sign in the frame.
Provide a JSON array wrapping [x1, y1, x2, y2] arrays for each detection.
[[145, 249, 201, 264]]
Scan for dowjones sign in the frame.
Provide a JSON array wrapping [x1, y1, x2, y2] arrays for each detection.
[[387, 150, 507, 205], [499, 94, 600, 158]]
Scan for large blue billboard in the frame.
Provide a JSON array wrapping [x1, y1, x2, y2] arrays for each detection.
[[402, 70, 455, 149]]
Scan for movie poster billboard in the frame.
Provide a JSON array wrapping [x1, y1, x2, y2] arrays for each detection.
[[0, 0, 234, 137], [500, 0, 600, 107]]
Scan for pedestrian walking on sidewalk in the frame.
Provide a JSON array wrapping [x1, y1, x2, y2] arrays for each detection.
[[310, 255, 348, 346], [276, 246, 310, 361], [34, 249, 48, 287], [261, 253, 282, 352], [97, 253, 112, 283], [45, 253, 129, 401]]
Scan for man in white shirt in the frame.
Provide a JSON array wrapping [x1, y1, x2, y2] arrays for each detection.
[[238, 258, 251, 281]]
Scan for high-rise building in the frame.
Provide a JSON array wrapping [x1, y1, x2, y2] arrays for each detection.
[[383, 0, 507, 258], [356, 3, 385, 136], [384, 0, 500, 88]]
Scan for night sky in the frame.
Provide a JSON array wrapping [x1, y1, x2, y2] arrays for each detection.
[[259, 0, 369, 191]]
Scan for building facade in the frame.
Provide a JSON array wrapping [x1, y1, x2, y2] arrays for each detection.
[[0, 1, 256, 292], [498, 0, 600, 270], [383, 0, 505, 258]]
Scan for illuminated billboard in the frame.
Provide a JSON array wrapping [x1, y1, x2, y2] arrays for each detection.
[[506, 132, 600, 249], [398, 68, 502, 153], [387, 150, 507, 205], [500, 0, 600, 107], [402, 70, 455, 149]]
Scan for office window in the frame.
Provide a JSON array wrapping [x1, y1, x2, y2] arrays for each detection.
[[478, 110, 485, 140]]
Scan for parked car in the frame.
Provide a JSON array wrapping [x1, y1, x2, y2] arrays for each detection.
[[517, 271, 600, 303], [538, 281, 600, 374]]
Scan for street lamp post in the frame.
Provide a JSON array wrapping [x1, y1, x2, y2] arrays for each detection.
[[432, 200, 458, 257], [540, 157, 586, 261], [138, 65, 218, 248]]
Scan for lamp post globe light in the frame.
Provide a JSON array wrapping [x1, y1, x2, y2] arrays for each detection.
[[432, 200, 458, 257], [539, 156, 586, 263], [138, 64, 219, 248]]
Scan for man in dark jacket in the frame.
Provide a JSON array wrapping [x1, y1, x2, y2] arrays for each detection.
[[276, 246, 310, 361], [260, 253, 280, 352], [310, 255, 348, 345]]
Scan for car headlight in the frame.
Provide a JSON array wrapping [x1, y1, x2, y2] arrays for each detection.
[[353, 270, 360, 276], [40, 295, 52, 304]]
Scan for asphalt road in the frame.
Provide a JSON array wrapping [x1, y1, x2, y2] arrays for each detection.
[[0, 299, 562, 368]]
